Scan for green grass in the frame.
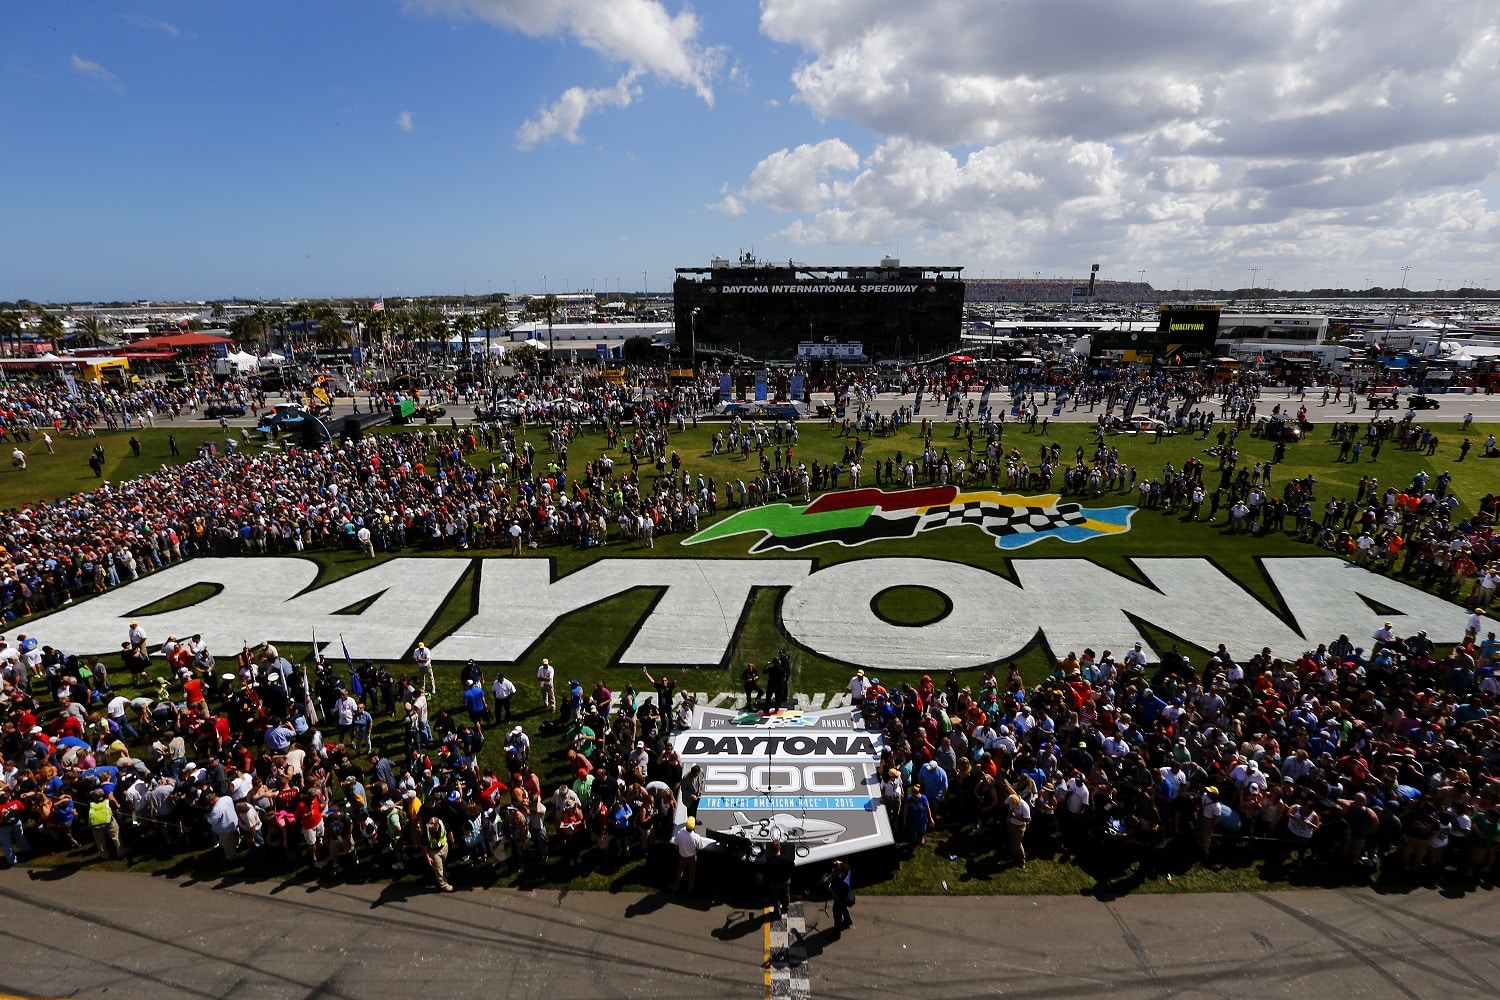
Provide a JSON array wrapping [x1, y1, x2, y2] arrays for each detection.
[[12, 409, 1500, 896], [872, 585, 953, 626], [0, 422, 237, 504]]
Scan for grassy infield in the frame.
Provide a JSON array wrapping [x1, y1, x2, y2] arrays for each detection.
[[6, 398, 1500, 897]]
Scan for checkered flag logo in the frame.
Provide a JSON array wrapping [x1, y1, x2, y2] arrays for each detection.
[[683, 485, 1134, 553], [917, 501, 1091, 539]]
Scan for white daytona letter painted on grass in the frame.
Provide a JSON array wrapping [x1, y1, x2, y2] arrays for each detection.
[[1263, 557, 1499, 644], [430, 558, 810, 666], [22, 558, 467, 658], [780, 557, 1035, 671], [1010, 558, 1308, 658]]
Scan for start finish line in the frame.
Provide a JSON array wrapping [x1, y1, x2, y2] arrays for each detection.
[[24, 554, 1497, 670]]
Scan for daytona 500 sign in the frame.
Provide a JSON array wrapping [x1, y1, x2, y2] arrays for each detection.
[[674, 703, 891, 865]]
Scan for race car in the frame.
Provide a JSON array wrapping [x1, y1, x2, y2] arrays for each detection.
[[718, 812, 847, 847], [203, 403, 247, 418], [256, 403, 313, 431]]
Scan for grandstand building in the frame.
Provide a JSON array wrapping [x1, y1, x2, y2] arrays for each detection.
[[963, 278, 1155, 304], [673, 254, 965, 359]]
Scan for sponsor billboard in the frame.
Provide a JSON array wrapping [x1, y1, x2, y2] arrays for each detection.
[[673, 702, 892, 865], [1088, 305, 1221, 365]]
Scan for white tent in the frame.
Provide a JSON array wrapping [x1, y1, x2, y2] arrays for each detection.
[[260, 352, 286, 365], [224, 350, 260, 371]]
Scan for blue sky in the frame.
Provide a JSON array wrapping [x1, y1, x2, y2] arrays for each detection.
[[5, 1, 1500, 302]]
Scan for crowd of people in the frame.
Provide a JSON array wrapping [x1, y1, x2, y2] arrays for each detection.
[[0, 372, 740, 620], [2, 358, 1499, 897], [869, 617, 1500, 880], [4, 599, 1497, 896]]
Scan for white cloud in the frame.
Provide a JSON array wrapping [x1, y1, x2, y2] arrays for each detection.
[[397, 110, 415, 132], [737, 139, 859, 213], [516, 73, 640, 149], [69, 54, 123, 94], [711, 193, 746, 216], [122, 15, 180, 37], [735, 0, 1500, 285], [414, 0, 721, 103]]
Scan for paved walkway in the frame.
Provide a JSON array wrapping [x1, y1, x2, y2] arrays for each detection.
[[201, 383, 1500, 433], [1, 868, 1496, 999]]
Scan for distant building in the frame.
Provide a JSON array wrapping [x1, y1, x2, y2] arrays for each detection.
[[674, 254, 965, 359]]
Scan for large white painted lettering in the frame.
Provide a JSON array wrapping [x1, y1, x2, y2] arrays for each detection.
[[1263, 558, 1499, 646], [430, 558, 809, 666], [22, 558, 467, 660], [21, 556, 1495, 670], [1010, 558, 1307, 659], [779, 557, 1038, 671]]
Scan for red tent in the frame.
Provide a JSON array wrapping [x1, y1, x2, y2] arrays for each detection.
[[127, 331, 233, 350]]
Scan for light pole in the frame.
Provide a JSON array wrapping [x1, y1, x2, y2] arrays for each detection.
[[690, 306, 700, 377], [1249, 266, 1260, 292]]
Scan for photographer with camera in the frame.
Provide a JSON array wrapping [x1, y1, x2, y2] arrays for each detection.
[[826, 858, 854, 933]]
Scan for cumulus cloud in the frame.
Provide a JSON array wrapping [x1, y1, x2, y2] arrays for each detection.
[[415, 0, 722, 146], [517, 73, 641, 148], [69, 54, 123, 93], [397, 110, 415, 132], [740, 0, 1500, 284], [737, 139, 860, 213]]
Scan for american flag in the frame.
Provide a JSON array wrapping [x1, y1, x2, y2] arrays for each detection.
[[370, 298, 385, 313]]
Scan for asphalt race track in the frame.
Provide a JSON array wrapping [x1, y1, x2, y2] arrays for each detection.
[[0, 869, 1495, 999]]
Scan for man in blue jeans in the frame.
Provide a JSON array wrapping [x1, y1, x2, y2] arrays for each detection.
[[0, 788, 30, 865]]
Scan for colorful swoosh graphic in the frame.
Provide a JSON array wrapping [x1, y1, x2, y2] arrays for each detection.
[[683, 486, 1135, 553]]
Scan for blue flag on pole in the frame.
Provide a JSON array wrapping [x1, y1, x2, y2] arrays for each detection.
[[342, 636, 360, 695]]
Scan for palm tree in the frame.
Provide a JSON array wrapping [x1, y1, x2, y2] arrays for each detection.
[[315, 304, 352, 349], [451, 312, 477, 361], [344, 302, 367, 355], [35, 309, 64, 352], [258, 306, 286, 354], [287, 302, 317, 356], [210, 302, 226, 323], [478, 299, 508, 362], [364, 308, 390, 364], [0, 309, 23, 357], [524, 293, 562, 370], [402, 304, 446, 367], [228, 312, 261, 349], [76, 314, 107, 349]]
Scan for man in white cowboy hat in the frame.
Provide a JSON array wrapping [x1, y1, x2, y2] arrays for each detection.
[[536, 657, 556, 712]]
